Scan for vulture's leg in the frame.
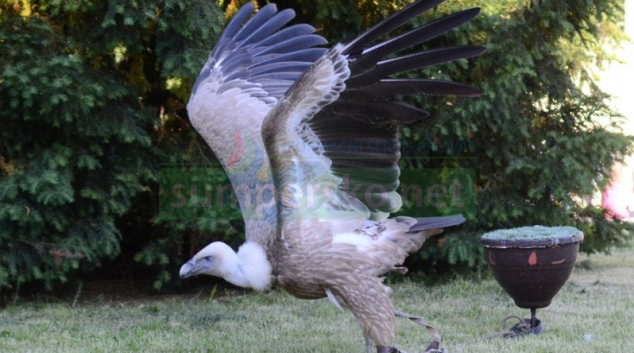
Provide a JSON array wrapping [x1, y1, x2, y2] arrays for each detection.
[[334, 275, 397, 353], [365, 336, 374, 353]]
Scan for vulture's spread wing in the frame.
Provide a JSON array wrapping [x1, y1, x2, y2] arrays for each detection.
[[262, 0, 484, 235], [186, 3, 328, 244], [190, 3, 327, 104]]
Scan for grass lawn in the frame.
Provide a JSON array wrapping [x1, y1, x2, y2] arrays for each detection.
[[1, 245, 633, 353]]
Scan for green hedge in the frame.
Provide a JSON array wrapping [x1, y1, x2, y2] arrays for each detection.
[[1, 0, 632, 291]]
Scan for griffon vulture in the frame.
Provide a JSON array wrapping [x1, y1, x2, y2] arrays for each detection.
[[179, 1, 483, 352]]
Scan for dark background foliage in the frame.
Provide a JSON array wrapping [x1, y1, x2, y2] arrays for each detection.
[[1, 0, 633, 293]]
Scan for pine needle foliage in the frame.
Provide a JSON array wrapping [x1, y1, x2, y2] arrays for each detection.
[[0, 0, 223, 290], [410, 0, 634, 270], [2, 0, 633, 291]]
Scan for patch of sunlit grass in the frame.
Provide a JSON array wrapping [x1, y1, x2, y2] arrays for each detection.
[[0, 246, 632, 353]]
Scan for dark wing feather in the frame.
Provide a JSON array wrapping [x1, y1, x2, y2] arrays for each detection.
[[343, 79, 482, 101], [301, 4, 484, 218], [326, 100, 429, 123], [343, 0, 447, 55], [349, 8, 481, 72], [191, 3, 328, 100], [346, 46, 485, 88], [262, 1, 483, 227]]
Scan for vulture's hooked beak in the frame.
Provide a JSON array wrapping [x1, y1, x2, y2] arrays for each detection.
[[179, 259, 197, 279]]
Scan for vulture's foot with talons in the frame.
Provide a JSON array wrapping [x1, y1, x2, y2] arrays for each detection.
[[376, 345, 445, 353], [423, 340, 446, 353], [423, 341, 445, 353]]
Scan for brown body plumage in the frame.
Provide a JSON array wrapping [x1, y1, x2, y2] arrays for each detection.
[[274, 219, 429, 346], [180, 1, 483, 352]]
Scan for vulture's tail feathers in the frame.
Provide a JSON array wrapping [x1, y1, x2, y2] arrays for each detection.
[[408, 214, 466, 232], [384, 215, 465, 256]]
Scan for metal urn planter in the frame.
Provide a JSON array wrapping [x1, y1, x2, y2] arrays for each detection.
[[481, 226, 584, 334]]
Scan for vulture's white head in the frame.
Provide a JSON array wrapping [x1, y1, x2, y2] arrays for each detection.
[[179, 241, 272, 292]]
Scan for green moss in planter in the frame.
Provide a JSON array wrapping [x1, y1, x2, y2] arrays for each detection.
[[481, 225, 582, 240]]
